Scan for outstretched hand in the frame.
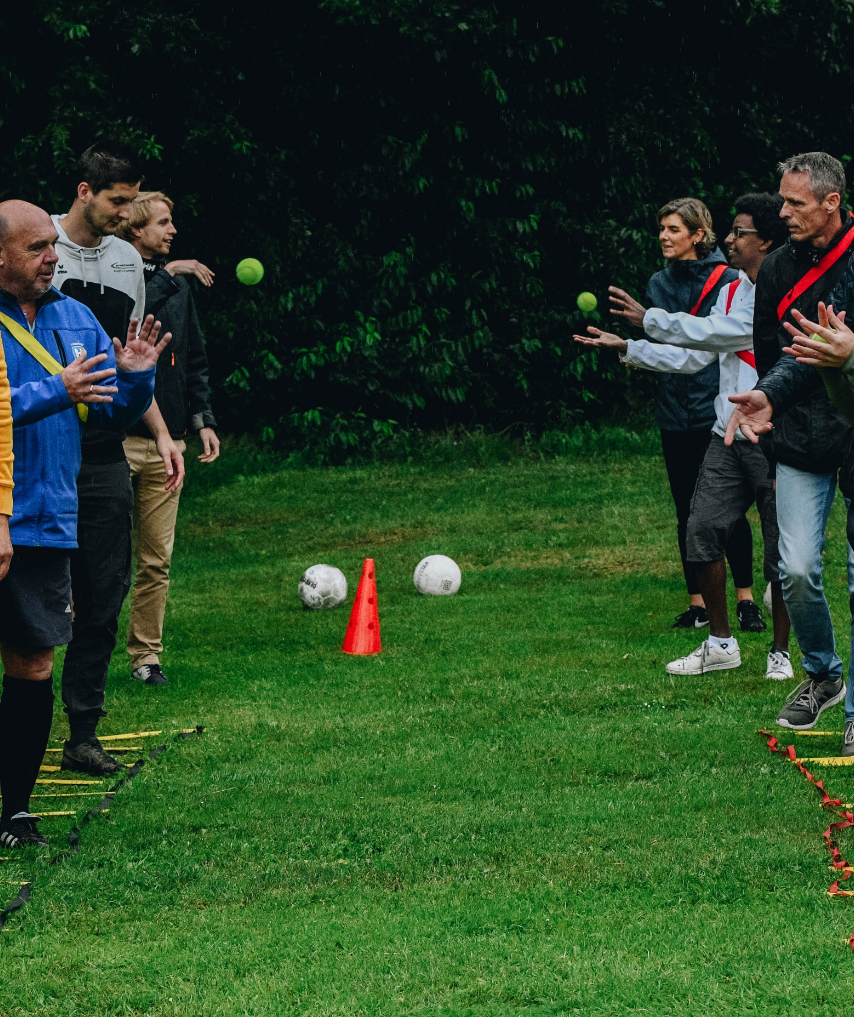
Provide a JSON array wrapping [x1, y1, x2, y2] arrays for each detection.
[[609, 286, 647, 327], [724, 389, 773, 445], [114, 315, 172, 373], [572, 327, 629, 353], [782, 302, 854, 368]]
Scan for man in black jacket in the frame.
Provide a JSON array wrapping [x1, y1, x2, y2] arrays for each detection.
[[726, 152, 854, 738], [117, 192, 219, 685]]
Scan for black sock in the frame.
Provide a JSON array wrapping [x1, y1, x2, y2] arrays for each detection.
[[67, 711, 100, 747], [0, 675, 55, 824]]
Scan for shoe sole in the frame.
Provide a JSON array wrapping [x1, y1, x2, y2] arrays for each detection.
[[766, 672, 794, 681], [665, 657, 741, 676], [776, 685, 847, 730], [61, 765, 122, 776]]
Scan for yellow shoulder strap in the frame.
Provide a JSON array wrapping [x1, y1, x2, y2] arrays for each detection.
[[0, 311, 87, 422]]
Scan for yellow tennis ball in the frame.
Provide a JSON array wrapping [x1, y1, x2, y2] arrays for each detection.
[[236, 258, 264, 285], [577, 291, 597, 313], [810, 333, 828, 344]]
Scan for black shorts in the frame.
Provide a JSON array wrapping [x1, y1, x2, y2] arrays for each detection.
[[686, 434, 781, 583], [0, 546, 73, 650]]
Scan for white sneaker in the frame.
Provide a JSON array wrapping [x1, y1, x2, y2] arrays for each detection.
[[666, 639, 741, 676], [766, 648, 793, 681]]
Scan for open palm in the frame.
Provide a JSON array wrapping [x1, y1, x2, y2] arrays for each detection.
[[113, 314, 172, 372]]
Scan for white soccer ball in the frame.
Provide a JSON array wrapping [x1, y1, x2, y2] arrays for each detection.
[[413, 555, 461, 596], [299, 564, 348, 610]]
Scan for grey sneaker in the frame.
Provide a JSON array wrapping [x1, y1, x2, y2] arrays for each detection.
[[842, 721, 854, 758], [776, 676, 846, 730], [61, 739, 124, 776], [131, 663, 168, 686]]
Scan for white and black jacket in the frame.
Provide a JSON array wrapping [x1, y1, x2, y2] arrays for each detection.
[[51, 215, 147, 461]]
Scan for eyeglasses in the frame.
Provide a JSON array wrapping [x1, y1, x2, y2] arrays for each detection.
[[730, 227, 758, 239]]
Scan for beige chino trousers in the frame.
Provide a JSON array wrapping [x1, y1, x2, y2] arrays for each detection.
[[124, 435, 186, 669]]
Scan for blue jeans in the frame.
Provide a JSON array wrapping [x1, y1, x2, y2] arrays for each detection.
[[776, 462, 854, 722]]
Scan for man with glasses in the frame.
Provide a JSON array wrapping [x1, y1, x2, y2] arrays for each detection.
[[577, 193, 791, 678]]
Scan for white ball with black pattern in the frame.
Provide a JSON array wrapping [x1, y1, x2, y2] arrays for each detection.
[[299, 564, 348, 609], [413, 555, 461, 596]]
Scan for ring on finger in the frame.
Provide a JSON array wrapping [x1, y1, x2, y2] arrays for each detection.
[[89, 383, 94, 393]]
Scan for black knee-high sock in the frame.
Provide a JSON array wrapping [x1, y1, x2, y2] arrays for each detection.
[[0, 675, 54, 823]]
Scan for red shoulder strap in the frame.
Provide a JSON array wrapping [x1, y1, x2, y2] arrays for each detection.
[[777, 216, 854, 321], [689, 264, 728, 316], [722, 278, 756, 368]]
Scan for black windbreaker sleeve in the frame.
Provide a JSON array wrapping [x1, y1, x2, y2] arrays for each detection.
[[184, 286, 216, 432], [144, 269, 181, 318], [755, 356, 822, 415]]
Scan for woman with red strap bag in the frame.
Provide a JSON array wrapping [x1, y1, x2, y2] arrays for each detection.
[[605, 198, 750, 631], [575, 194, 793, 679]]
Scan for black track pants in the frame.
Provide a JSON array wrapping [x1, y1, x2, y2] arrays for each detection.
[[61, 461, 134, 727]]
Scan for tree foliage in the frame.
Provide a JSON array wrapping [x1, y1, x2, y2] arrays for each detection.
[[1, 0, 852, 448]]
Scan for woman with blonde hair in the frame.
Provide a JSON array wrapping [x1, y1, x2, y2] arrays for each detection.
[[610, 198, 758, 631]]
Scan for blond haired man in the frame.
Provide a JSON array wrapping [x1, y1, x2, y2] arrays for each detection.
[[117, 192, 219, 686]]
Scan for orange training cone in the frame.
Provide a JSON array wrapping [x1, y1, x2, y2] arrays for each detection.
[[342, 559, 381, 655]]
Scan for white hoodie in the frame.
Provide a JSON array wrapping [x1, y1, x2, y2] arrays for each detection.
[[51, 214, 145, 343], [620, 271, 755, 440]]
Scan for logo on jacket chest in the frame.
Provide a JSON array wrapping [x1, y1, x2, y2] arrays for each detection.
[[70, 343, 86, 359]]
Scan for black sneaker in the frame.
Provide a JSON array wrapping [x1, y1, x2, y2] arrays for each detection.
[[737, 600, 767, 632], [0, 813, 48, 848], [776, 675, 846, 730], [131, 663, 168, 686], [671, 606, 709, 629], [61, 738, 125, 776]]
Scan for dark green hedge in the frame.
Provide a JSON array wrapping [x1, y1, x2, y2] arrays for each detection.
[[2, 0, 852, 451]]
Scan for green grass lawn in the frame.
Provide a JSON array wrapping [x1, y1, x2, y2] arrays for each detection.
[[1, 444, 853, 1015]]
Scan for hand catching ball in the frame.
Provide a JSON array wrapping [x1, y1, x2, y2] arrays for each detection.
[[577, 291, 597, 313], [236, 258, 264, 285]]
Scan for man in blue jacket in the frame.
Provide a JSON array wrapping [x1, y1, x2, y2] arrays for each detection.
[[0, 200, 167, 848]]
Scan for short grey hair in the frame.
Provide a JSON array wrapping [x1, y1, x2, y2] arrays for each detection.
[[777, 152, 846, 201]]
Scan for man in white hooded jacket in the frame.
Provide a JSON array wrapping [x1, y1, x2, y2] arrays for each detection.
[[575, 193, 792, 680], [49, 141, 185, 777]]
